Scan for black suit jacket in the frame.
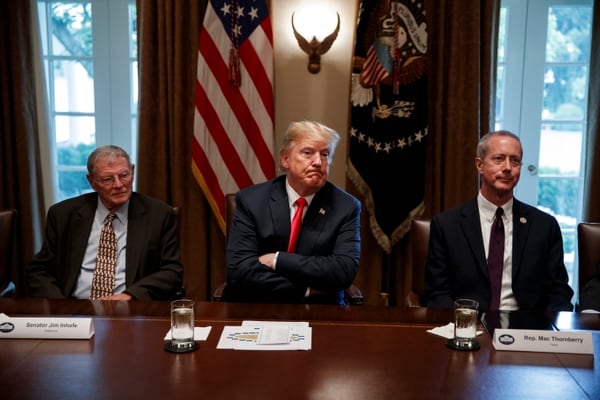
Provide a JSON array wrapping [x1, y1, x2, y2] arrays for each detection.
[[28, 192, 183, 300], [223, 175, 361, 304], [424, 197, 573, 311], [580, 263, 600, 311]]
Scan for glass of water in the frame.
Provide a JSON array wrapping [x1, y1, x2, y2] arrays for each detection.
[[448, 298, 480, 351], [167, 299, 196, 352]]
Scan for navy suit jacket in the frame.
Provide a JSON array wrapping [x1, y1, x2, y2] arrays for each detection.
[[223, 175, 361, 304], [28, 192, 183, 300], [424, 197, 573, 311]]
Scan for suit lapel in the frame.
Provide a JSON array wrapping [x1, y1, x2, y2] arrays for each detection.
[[460, 198, 488, 277], [302, 185, 331, 253], [125, 195, 146, 285], [269, 178, 291, 244], [66, 196, 97, 295], [511, 199, 531, 278]]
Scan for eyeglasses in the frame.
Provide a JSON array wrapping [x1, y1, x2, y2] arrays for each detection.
[[488, 155, 522, 167], [93, 171, 133, 187]]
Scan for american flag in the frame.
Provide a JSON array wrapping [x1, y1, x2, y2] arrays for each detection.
[[361, 43, 392, 86], [192, 0, 275, 232]]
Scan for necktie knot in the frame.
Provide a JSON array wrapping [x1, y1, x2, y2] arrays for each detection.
[[295, 197, 307, 209], [495, 207, 504, 219], [105, 213, 116, 225]]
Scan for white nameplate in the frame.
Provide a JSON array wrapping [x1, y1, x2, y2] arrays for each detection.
[[492, 328, 593, 354], [0, 313, 94, 339]]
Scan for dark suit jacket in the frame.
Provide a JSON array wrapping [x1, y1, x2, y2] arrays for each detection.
[[580, 263, 600, 311], [424, 197, 573, 311], [223, 175, 361, 304], [27, 192, 183, 300]]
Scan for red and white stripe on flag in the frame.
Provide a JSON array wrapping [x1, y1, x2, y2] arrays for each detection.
[[192, 0, 275, 233], [361, 46, 390, 86]]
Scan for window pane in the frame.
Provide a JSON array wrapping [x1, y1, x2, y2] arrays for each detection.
[[39, 0, 139, 202], [57, 142, 96, 199], [546, 6, 592, 63], [58, 168, 91, 199], [538, 123, 582, 176], [543, 65, 588, 120], [129, 3, 137, 57], [537, 177, 579, 227], [131, 60, 138, 110], [537, 174, 579, 288], [55, 115, 95, 144], [49, 2, 93, 56], [497, 7, 508, 63], [495, 65, 505, 124], [53, 60, 95, 113]]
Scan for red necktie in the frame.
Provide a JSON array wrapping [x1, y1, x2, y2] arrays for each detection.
[[487, 207, 504, 310], [288, 197, 307, 253]]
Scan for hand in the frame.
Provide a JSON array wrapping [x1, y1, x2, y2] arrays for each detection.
[[258, 253, 277, 269], [99, 293, 133, 301]]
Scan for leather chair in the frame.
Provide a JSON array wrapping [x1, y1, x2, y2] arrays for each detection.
[[213, 193, 364, 305], [577, 222, 600, 308], [0, 209, 17, 297], [211, 195, 235, 301], [405, 218, 430, 307]]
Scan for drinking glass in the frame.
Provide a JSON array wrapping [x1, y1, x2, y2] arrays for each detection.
[[166, 299, 196, 352], [447, 298, 480, 350]]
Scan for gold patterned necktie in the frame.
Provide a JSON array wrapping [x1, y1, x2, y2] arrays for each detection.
[[90, 213, 117, 299], [287, 198, 307, 253]]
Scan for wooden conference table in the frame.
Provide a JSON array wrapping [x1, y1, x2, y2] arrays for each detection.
[[0, 299, 599, 399]]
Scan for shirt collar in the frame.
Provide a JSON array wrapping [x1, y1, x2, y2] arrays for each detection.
[[477, 191, 513, 222], [97, 199, 129, 224], [285, 179, 315, 208]]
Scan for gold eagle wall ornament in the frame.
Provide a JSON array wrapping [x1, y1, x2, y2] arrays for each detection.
[[291, 12, 340, 74]]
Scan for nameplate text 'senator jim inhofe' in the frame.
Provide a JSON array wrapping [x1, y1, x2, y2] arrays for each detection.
[[0, 313, 94, 339]]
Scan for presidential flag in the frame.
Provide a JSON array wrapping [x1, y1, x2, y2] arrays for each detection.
[[348, 0, 428, 253], [192, 0, 275, 233]]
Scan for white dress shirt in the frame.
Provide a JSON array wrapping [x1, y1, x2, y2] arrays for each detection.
[[478, 192, 519, 310], [72, 201, 129, 299]]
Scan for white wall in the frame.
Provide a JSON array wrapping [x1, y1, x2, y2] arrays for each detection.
[[272, 0, 359, 188]]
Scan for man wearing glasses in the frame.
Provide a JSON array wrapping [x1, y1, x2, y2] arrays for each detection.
[[28, 145, 183, 300], [424, 131, 573, 312]]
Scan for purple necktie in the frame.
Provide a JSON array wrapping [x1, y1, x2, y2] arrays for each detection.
[[487, 207, 504, 311]]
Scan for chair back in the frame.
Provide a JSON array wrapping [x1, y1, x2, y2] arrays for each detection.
[[212, 194, 236, 301], [577, 222, 600, 305], [0, 209, 17, 297], [405, 218, 430, 307]]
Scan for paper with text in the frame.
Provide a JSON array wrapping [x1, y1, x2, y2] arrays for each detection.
[[217, 321, 311, 350]]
